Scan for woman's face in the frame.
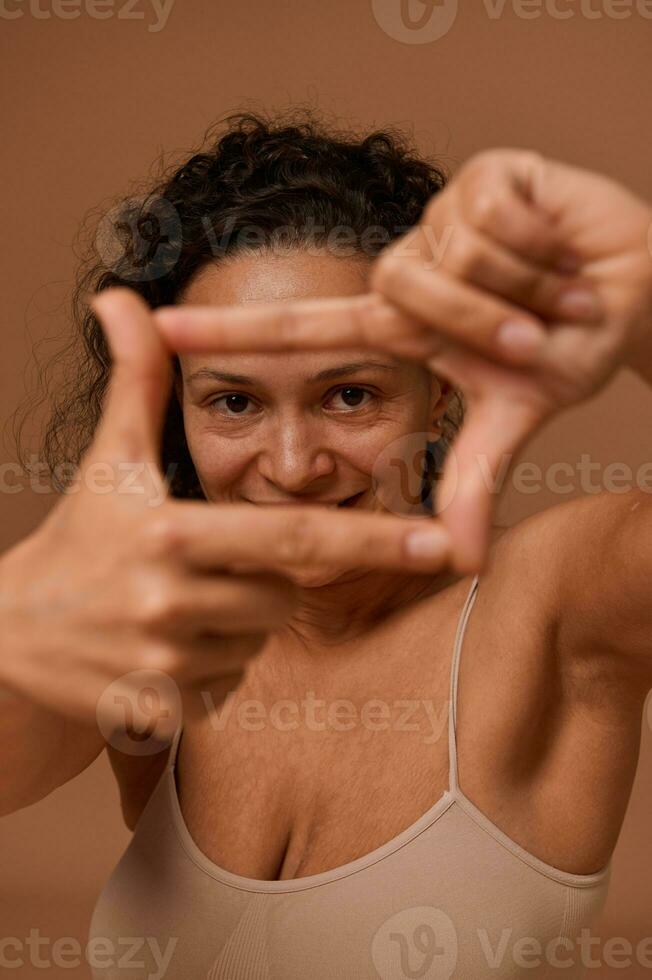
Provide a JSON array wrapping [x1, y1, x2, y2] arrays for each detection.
[[174, 249, 448, 581]]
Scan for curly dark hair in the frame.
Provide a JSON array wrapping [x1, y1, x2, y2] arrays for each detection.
[[14, 107, 465, 506]]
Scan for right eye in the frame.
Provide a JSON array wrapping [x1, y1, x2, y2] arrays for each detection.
[[207, 393, 260, 418]]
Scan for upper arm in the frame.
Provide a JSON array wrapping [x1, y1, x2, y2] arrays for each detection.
[[550, 488, 652, 690], [106, 739, 171, 831]]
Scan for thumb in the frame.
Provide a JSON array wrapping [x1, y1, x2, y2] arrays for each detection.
[[436, 392, 544, 574], [88, 287, 173, 467], [519, 154, 645, 262]]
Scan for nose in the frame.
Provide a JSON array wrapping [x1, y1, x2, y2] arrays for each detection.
[[255, 418, 336, 494]]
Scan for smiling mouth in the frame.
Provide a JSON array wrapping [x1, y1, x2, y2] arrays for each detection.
[[335, 491, 365, 509]]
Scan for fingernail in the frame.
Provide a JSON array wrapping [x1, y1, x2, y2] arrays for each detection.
[[497, 320, 547, 355], [557, 288, 602, 321], [404, 526, 450, 560]]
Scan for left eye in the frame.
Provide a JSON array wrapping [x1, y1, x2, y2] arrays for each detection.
[[326, 386, 374, 411]]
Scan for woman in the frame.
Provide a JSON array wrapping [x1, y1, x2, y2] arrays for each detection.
[[2, 111, 651, 979]]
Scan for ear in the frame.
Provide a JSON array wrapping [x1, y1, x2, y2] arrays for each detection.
[[428, 375, 454, 441]]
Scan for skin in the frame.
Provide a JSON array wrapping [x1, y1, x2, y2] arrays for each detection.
[[174, 251, 453, 606], [2, 150, 650, 888], [163, 249, 648, 882]]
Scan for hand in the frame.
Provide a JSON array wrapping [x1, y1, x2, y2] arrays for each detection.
[[369, 149, 652, 565], [155, 151, 652, 571], [0, 289, 450, 736]]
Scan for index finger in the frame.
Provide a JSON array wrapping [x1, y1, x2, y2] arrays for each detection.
[[153, 293, 443, 362], [151, 502, 451, 575]]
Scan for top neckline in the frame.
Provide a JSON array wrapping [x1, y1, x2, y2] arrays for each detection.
[[162, 572, 612, 894]]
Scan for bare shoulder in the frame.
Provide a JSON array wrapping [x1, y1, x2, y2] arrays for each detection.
[[481, 490, 638, 614], [481, 489, 652, 698], [451, 498, 649, 874]]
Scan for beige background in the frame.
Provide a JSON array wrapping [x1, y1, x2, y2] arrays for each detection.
[[1, 2, 652, 977]]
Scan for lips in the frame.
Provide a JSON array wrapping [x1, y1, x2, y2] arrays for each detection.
[[244, 492, 366, 508]]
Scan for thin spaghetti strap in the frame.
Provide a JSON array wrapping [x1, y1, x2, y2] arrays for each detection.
[[448, 574, 480, 793], [166, 721, 184, 772]]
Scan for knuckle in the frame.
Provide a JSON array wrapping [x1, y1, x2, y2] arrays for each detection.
[[467, 188, 508, 231], [132, 576, 185, 631], [140, 512, 184, 561], [446, 230, 486, 280], [137, 640, 183, 677], [273, 511, 320, 566]]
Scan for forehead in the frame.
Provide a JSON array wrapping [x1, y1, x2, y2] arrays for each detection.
[[176, 248, 390, 379], [179, 249, 372, 306]]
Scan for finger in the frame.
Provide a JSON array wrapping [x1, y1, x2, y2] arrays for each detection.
[[419, 338, 552, 572], [435, 392, 547, 573], [435, 224, 602, 324], [371, 253, 549, 367], [144, 571, 299, 636], [153, 293, 440, 363], [149, 502, 452, 574], [87, 287, 173, 466], [458, 149, 571, 268]]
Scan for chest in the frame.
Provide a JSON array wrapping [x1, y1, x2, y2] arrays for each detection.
[[173, 580, 496, 881]]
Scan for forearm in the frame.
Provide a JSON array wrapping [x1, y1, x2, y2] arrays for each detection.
[[0, 556, 105, 815], [0, 687, 105, 816]]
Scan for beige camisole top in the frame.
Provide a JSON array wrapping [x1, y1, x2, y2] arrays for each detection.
[[89, 573, 611, 979]]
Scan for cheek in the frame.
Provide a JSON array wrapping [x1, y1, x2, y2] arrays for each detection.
[[367, 412, 433, 518], [184, 426, 252, 495]]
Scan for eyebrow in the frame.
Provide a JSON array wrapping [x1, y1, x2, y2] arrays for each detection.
[[185, 359, 399, 386]]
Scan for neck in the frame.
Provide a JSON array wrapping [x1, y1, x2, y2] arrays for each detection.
[[276, 564, 463, 651]]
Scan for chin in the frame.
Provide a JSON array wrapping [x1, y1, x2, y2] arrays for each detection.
[[285, 564, 355, 588]]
